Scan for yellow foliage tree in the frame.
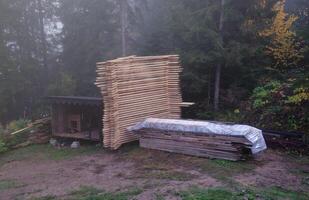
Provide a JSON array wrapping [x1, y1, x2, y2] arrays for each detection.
[[260, 0, 303, 71]]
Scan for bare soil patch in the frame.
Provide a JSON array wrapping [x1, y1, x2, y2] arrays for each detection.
[[0, 144, 308, 200], [234, 151, 300, 189]]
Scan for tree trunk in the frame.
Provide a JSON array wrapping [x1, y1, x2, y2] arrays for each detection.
[[207, 68, 212, 106], [214, 0, 225, 111], [214, 64, 222, 111], [120, 0, 128, 56], [37, 0, 47, 70]]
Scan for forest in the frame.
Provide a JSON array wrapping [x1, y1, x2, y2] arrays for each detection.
[[0, 0, 308, 134], [0, 1, 309, 199]]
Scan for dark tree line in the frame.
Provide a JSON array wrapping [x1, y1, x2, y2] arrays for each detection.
[[0, 0, 308, 132]]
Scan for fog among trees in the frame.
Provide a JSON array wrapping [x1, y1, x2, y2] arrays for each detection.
[[0, 0, 308, 133]]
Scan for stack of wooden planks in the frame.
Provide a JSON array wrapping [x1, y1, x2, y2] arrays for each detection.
[[135, 129, 253, 161], [95, 55, 183, 149], [128, 118, 267, 161]]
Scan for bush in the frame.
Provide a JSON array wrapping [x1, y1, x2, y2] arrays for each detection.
[[0, 124, 8, 153], [251, 81, 281, 109], [7, 119, 30, 133], [215, 109, 244, 123], [196, 108, 244, 124], [247, 79, 309, 133], [0, 119, 31, 152], [0, 138, 8, 153]]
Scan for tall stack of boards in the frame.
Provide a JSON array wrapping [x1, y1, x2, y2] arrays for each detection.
[[95, 55, 183, 149]]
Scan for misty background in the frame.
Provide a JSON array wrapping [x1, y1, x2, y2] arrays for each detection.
[[0, 0, 308, 133]]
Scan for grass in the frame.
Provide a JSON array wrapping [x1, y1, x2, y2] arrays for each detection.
[[31, 195, 57, 200], [123, 146, 196, 181], [194, 158, 257, 185], [155, 193, 165, 200], [140, 170, 196, 181], [284, 150, 309, 164], [69, 186, 103, 198], [2, 143, 309, 200], [201, 159, 256, 174], [67, 186, 143, 200], [283, 152, 309, 187], [122, 142, 256, 172], [260, 186, 309, 200], [289, 167, 309, 187], [120, 142, 257, 184], [36, 186, 309, 200], [0, 144, 101, 166], [177, 187, 237, 200], [177, 186, 309, 200], [0, 179, 25, 191]]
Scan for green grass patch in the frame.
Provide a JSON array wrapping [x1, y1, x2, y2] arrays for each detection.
[[0, 144, 100, 166], [0, 138, 8, 153], [284, 153, 309, 187], [141, 170, 195, 181], [177, 186, 309, 200], [177, 187, 237, 200], [155, 193, 165, 200], [0, 179, 25, 190], [260, 186, 309, 200], [44, 145, 100, 160], [68, 186, 143, 200], [120, 142, 256, 184], [117, 142, 140, 155], [195, 158, 256, 184], [288, 167, 309, 186], [122, 143, 256, 176], [31, 195, 57, 200], [70, 186, 103, 198], [284, 151, 309, 164], [35, 186, 309, 200], [205, 159, 256, 174]]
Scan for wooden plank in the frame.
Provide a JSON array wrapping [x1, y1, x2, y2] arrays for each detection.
[[96, 55, 183, 149], [131, 127, 253, 161]]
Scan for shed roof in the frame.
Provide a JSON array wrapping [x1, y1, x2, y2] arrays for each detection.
[[46, 96, 102, 106]]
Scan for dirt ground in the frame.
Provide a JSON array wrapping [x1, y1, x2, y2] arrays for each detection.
[[0, 144, 308, 200]]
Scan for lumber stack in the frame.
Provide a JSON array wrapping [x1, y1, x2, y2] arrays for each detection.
[[135, 129, 252, 161], [129, 118, 267, 161], [95, 55, 183, 149]]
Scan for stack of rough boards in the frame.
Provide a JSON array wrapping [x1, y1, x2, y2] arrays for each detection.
[[95, 55, 184, 150], [129, 118, 267, 161]]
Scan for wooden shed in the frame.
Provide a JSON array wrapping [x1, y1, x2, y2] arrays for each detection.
[[47, 96, 103, 141]]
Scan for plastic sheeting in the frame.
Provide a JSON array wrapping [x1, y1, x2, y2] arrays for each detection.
[[128, 118, 267, 154]]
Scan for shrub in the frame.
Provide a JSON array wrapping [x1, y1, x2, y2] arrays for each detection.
[[0, 137, 8, 153], [251, 81, 281, 109], [0, 124, 8, 153], [7, 119, 30, 133], [0, 119, 31, 152], [247, 79, 309, 133]]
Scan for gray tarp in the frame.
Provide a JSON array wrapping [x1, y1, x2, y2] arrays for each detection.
[[128, 118, 267, 154]]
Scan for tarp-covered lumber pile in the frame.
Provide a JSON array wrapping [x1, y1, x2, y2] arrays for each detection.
[[95, 55, 183, 149], [129, 118, 267, 161]]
